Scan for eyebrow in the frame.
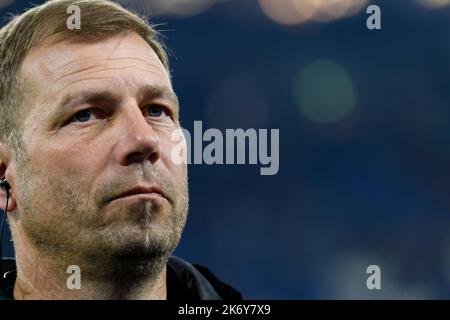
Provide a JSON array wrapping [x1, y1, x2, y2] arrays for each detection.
[[54, 85, 179, 119]]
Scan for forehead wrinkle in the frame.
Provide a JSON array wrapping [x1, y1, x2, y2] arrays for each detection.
[[52, 56, 164, 77], [57, 66, 170, 94], [52, 55, 170, 93], [58, 77, 113, 95], [54, 63, 164, 84]]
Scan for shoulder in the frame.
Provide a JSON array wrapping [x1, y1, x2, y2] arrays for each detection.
[[167, 256, 243, 301]]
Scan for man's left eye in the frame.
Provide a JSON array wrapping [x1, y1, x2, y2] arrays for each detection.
[[147, 104, 167, 118]]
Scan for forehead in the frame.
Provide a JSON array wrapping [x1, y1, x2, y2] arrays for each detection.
[[20, 32, 171, 101]]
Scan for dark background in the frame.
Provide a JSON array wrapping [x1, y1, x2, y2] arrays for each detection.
[[2, 0, 450, 299]]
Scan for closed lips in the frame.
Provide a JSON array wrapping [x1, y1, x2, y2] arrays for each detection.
[[112, 186, 167, 201]]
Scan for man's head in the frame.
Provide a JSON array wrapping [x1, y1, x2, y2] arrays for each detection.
[[0, 0, 189, 280]]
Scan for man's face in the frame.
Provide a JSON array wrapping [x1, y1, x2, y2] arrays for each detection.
[[12, 32, 189, 264]]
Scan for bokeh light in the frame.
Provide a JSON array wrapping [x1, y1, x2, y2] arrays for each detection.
[[310, 0, 353, 23], [258, 0, 369, 25], [293, 60, 356, 124], [258, 0, 319, 25], [343, 0, 369, 17], [415, 0, 450, 9], [311, 0, 368, 22]]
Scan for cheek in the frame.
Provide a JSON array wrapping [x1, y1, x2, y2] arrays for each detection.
[[159, 133, 187, 175], [26, 137, 105, 182]]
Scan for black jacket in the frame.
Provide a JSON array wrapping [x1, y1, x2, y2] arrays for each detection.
[[0, 255, 243, 300]]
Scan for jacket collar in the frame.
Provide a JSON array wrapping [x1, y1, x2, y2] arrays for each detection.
[[0, 256, 232, 300]]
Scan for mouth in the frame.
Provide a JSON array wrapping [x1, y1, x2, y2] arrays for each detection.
[[110, 185, 169, 203]]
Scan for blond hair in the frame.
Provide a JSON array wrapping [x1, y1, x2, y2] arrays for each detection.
[[0, 0, 170, 156]]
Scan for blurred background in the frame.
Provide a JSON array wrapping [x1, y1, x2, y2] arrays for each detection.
[[1, 0, 450, 299]]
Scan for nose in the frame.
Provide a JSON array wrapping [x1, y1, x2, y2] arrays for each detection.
[[114, 103, 160, 166]]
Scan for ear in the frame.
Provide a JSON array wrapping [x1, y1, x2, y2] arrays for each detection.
[[0, 142, 17, 213]]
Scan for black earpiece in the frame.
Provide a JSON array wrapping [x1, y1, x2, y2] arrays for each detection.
[[0, 179, 10, 195]]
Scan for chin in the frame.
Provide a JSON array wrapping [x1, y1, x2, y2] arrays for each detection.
[[98, 221, 180, 259]]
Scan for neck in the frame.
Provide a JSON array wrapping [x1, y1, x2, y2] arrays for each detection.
[[12, 231, 168, 300]]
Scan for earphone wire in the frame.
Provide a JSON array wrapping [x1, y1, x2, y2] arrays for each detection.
[[0, 186, 9, 282]]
